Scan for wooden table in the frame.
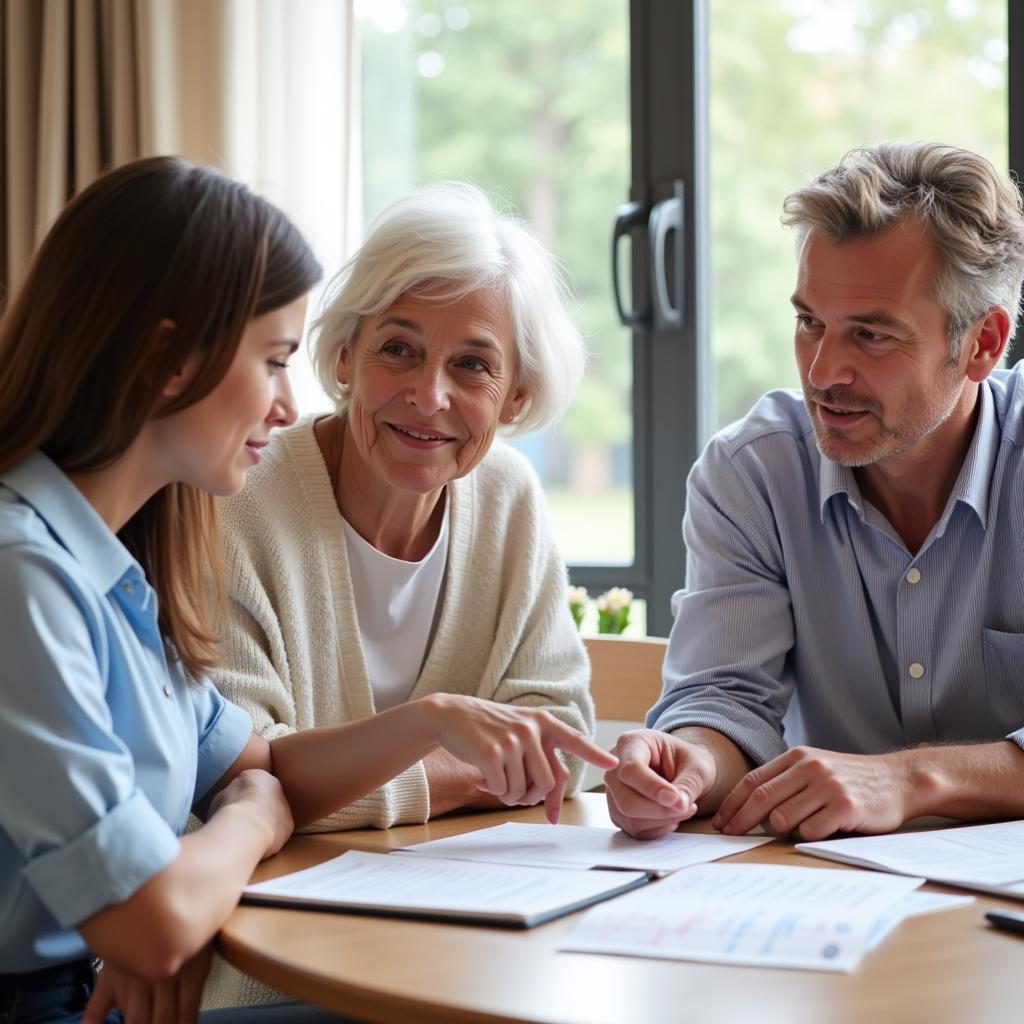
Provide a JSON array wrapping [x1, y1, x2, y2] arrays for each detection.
[[219, 794, 1024, 1024]]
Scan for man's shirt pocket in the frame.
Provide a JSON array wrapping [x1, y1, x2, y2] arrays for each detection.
[[983, 628, 1024, 734]]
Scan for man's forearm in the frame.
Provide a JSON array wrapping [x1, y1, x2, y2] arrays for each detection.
[[672, 726, 753, 815], [899, 739, 1024, 821]]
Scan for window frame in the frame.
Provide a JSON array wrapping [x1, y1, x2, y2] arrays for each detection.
[[569, 0, 709, 638], [570, 0, 1022, 635]]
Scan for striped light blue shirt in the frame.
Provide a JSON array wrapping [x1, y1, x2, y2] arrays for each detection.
[[650, 366, 1024, 765]]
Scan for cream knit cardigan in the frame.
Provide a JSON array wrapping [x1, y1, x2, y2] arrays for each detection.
[[204, 417, 593, 1007], [213, 416, 593, 819]]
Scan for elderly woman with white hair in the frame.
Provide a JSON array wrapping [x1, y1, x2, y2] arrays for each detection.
[[211, 183, 592, 841]]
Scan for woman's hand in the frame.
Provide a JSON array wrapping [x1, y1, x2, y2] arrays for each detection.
[[423, 694, 618, 823], [83, 942, 214, 1024], [207, 767, 293, 859]]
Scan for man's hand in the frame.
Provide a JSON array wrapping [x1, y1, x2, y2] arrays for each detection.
[[604, 729, 720, 839], [83, 943, 214, 1024], [713, 746, 916, 840]]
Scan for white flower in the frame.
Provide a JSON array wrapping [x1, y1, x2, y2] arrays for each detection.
[[596, 587, 633, 612], [567, 585, 589, 606]]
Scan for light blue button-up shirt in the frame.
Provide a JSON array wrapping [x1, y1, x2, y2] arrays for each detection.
[[650, 366, 1024, 765], [0, 452, 253, 972]]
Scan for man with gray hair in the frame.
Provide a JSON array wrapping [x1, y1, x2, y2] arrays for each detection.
[[606, 141, 1024, 841]]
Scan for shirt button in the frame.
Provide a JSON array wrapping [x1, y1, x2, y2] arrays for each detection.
[[906, 568, 921, 584], [908, 662, 925, 679], [163, 685, 173, 698], [122, 581, 135, 595]]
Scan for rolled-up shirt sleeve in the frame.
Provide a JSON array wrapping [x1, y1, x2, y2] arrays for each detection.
[[190, 683, 255, 806], [647, 436, 796, 765], [0, 548, 180, 928]]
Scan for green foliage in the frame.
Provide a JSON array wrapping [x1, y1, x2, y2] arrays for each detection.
[[708, 0, 1007, 427], [360, 0, 1009, 452], [361, 0, 632, 458], [561, 375, 630, 445], [570, 601, 586, 629], [597, 604, 630, 635], [596, 587, 633, 634]]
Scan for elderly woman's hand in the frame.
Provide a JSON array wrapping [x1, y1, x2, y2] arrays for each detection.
[[420, 693, 617, 823]]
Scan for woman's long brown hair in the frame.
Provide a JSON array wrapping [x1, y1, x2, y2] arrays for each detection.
[[0, 157, 321, 679]]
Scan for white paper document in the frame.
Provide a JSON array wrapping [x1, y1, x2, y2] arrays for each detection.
[[866, 890, 974, 950], [560, 863, 925, 972], [397, 821, 773, 875], [796, 819, 1024, 897], [242, 850, 649, 928]]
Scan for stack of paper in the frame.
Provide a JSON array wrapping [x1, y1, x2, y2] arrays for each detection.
[[243, 850, 650, 927], [796, 819, 1024, 898], [243, 821, 773, 928], [397, 821, 774, 876], [560, 863, 938, 972]]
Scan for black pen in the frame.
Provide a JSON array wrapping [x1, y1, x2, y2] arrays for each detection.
[[986, 909, 1024, 936]]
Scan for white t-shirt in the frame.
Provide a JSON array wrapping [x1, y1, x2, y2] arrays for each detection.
[[340, 493, 450, 711]]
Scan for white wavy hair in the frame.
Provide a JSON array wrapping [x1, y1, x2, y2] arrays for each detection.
[[310, 183, 586, 435]]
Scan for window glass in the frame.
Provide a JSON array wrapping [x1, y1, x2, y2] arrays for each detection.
[[709, 0, 1008, 431], [359, 0, 633, 564]]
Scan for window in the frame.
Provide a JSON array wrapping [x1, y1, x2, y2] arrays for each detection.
[[709, 0, 1009, 430], [297, 0, 1020, 636], [359, 0, 634, 566]]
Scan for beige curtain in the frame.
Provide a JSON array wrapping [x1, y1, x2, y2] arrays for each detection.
[[1, 0, 356, 297]]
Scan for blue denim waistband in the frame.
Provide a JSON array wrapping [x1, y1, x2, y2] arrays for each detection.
[[0, 958, 96, 1021], [0, 959, 94, 989]]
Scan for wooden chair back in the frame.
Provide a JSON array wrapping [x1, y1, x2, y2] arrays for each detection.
[[580, 635, 667, 790], [583, 634, 667, 724]]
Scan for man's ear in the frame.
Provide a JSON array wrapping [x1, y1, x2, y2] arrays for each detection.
[[965, 306, 1011, 383]]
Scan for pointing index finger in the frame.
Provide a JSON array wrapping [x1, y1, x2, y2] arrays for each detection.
[[547, 721, 619, 770]]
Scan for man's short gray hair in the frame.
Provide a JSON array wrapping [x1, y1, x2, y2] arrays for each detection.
[[782, 141, 1024, 357], [310, 183, 585, 435]]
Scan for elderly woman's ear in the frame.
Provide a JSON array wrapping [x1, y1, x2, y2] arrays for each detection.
[[501, 388, 527, 426], [335, 342, 351, 387]]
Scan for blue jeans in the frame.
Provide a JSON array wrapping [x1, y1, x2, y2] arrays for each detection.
[[203, 1006, 352, 1023], [0, 961, 354, 1024]]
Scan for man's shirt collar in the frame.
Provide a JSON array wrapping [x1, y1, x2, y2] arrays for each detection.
[[817, 380, 998, 533]]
